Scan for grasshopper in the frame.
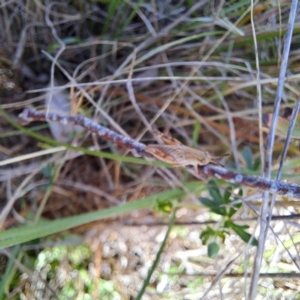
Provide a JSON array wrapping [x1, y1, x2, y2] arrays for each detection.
[[144, 129, 226, 174]]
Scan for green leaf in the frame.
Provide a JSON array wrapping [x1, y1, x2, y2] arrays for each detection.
[[252, 157, 261, 171], [198, 197, 227, 216], [156, 199, 173, 213], [198, 197, 215, 208], [242, 146, 253, 170], [211, 207, 227, 216], [238, 188, 243, 197], [225, 221, 258, 246], [227, 203, 242, 218], [207, 180, 223, 204], [208, 242, 219, 258], [217, 231, 228, 243], [223, 186, 233, 203], [224, 220, 248, 230], [199, 226, 215, 245]]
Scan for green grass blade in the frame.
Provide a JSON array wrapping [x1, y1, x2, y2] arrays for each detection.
[[0, 246, 20, 297], [0, 184, 204, 248], [116, 0, 144, 37], [135, 31, 223, 66], [0, 124, 48, 138], [136, 209, 177, 300], [101, 0, 122, 35]]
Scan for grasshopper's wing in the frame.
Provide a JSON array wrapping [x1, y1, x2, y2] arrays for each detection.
[[144, 145, 179, 165], [152, 129, 182, 146]]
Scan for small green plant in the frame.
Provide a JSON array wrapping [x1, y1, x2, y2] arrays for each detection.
[[156, 198, 174, 213], [242, 146, 261, 171], [199, 180, 258, 258]]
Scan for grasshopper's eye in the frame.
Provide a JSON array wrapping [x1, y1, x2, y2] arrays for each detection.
[[186, 165, 194, 169], [198, 157, 206, 163]]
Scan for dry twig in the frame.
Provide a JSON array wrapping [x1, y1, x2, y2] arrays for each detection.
[[19, 107, 300, 199]]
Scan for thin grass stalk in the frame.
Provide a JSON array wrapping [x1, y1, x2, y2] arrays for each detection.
[[249, 1, 299, 299], [136, 209, 177, 300]]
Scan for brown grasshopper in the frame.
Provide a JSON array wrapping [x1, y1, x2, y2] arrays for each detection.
[[144, 129, 226, 174]]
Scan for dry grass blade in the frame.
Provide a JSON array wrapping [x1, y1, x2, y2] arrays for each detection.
[[249, 1, 300, 299], [1, 1, 300, 298]]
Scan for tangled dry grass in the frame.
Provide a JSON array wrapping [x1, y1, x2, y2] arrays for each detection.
[[1, 1, 300, 299]]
